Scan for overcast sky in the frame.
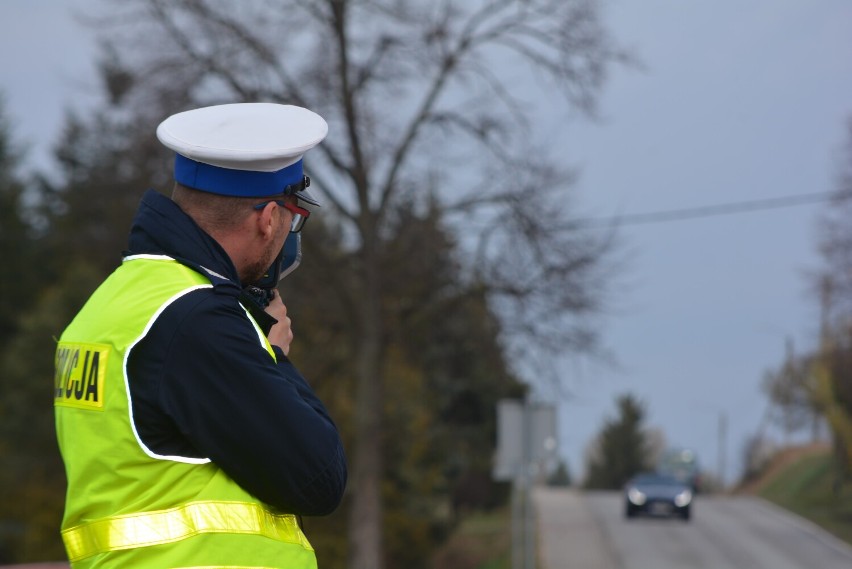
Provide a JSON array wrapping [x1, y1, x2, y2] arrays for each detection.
[[3, 1, 852, 485], [549, 1, 852, 483]]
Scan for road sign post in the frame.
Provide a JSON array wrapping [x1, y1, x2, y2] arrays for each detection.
[[494, 398, 557, 569]]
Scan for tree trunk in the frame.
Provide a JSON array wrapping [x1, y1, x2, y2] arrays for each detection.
[[348, 233, 384, 569]]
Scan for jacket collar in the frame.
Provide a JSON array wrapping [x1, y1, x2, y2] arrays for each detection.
[[126, 189, 242, 293]]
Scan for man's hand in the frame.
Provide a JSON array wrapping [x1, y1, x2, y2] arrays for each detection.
[[265, 290, 293, 355]]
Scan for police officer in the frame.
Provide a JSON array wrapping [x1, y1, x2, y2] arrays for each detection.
[[54, 103, 347, 568]]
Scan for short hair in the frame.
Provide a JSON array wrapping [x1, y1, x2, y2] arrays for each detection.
[[172, 183, 255, 234]]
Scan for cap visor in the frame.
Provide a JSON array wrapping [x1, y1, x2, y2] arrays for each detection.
[[297, 188, 321, 207]]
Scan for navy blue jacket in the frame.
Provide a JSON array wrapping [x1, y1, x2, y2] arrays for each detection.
[[125, 189, 346, 516]]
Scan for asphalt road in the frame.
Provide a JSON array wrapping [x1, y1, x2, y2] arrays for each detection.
[[535, 487, 852, 569]]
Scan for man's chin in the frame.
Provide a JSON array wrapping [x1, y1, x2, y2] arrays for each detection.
[[242, 265, 268, 286]]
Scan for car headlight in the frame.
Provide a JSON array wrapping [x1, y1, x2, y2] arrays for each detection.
[[627, 488, 646, 505], [674, 489, 692, 507]]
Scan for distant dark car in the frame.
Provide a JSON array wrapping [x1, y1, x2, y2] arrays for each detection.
[[624, 472, 693, 521]]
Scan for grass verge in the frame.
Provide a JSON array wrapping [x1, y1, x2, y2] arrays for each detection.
[[757, 448, 852, 546], [430, 508, 510, 569]]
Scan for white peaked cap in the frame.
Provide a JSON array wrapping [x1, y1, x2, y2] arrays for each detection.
[[156, 103, 327, 204]]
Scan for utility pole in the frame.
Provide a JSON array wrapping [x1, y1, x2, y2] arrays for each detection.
[[718, 411, 727, 488]]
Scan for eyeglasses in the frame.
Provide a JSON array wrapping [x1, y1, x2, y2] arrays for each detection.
[[253, 199, 311, 233]]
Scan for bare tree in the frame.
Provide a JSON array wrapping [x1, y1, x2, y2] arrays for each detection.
[[813, 118, 852, 334], [809, 118, 852, 493], [761, 339, 823, 442], [87, 1, 627, 566]]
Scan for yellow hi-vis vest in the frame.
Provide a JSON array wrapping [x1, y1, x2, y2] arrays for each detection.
[[54, 255, 316, 568]]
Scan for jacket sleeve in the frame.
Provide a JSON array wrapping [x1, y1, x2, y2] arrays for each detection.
[[128, 289, 347, 516]]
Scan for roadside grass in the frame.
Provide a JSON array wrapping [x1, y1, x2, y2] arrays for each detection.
[[757, 449, 852, 546], [431, 508, 510, 569]]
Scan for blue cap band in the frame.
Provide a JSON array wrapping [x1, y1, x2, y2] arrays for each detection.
[[174, 154, 304, 197]]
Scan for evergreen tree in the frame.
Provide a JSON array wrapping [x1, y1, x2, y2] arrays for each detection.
[[584, 394, 652, 489], [0, 264, 106, 561], [0, 63, 175, 563], [0, 95, 38, 344], [5, 92, 525, 564], [281, 201, 524, 568], [548, 461, 573, 487]]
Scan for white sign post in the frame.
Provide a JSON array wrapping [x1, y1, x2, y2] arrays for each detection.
[[494, 399, 557, 569]]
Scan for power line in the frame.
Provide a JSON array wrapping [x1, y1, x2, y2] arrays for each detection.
[[572, 190, 852, 228]]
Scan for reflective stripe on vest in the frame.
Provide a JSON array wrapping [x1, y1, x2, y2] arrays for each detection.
[[62, 500, 313, 562]]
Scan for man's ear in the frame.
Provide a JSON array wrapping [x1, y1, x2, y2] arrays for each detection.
[[255, 202, 278, 240]]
